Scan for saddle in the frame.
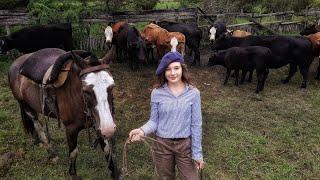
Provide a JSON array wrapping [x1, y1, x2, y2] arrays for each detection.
[[19, 48, 72, 119], [20, 48, 66, 84]]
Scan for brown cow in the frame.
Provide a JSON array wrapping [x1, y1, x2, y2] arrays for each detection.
[[142, 23, 186, 60], [306, 32, 320, 79], [232, 30, 252, 37], [105, 20, 128, 47]]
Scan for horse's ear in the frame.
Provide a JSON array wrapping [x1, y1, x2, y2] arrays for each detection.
[[71, 50, 86, 69]]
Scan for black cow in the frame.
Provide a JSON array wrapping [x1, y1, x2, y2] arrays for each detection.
[[300, 20, 320, 35], [208, 46, 274, 93], [117, 24, 146, 70], [208, 20, 227, 42], [156, 21, 202, 66], [0, 23, 73, 54], [210, 34, 314, 88]]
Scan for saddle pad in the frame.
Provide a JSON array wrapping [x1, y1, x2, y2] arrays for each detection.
[[20, 48, 66, 84]]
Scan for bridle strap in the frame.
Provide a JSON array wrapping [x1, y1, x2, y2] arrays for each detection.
[[80, 64, 110, 77]]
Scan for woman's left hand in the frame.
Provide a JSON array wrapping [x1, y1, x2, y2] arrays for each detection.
[[194, 159, 205, 170]]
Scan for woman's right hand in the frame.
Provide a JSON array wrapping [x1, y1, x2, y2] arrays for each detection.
[[128, 128, 145, 143]]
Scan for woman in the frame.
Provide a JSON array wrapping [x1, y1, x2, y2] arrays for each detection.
[[129, 51, 204, 180]]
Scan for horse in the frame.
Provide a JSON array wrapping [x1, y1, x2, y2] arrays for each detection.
[[8, 48, 120, 179]]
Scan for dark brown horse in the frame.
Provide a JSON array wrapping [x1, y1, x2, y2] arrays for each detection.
[[8, 48, 120, 179]]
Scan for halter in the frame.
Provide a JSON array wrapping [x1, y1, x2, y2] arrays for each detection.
[[80, 64, 110, 77], [79, 63, 114, 168]]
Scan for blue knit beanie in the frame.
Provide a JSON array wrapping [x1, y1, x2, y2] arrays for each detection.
[[156, 51, 184, 76]]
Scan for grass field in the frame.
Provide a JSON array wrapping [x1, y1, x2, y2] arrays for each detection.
[[0, 51, 320, 179]]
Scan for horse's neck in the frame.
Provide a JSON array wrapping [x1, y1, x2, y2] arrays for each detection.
[[57, 67, 84, 109]]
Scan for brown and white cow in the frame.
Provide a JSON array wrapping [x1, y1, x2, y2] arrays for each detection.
[[142, 23, 185, 61]]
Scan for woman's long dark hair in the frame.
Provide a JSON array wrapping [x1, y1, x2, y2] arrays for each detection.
[[153, 63, 191, 89]]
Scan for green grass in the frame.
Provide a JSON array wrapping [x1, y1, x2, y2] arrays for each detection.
[[231, 18, 250, 25], [1, 52, 320, 179], [153, 1, 181, 10]]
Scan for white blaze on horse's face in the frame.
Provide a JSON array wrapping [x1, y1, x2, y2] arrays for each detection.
[[83, 71, 115, 138], [170, 37, 178, 52], [104, 26, 113, 44], [209, 27, 217, 41]]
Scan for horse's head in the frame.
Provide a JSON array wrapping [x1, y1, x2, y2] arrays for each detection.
[[72, 51, 116, 139]]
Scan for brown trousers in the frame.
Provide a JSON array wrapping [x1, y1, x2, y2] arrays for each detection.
[[152, 136, 199, 180]]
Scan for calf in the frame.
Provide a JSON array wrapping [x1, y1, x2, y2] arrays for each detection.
[[208, 46, 274, 93], [0, 23, 72, 54], [117, 24, 146, 70], [210, 34, 314, 88]]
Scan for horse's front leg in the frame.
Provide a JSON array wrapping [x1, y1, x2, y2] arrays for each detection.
[[99, 136, 120, 180], [66, 126, 80, 178]]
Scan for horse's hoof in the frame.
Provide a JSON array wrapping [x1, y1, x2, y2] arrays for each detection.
[[300, 84, 307, 89]]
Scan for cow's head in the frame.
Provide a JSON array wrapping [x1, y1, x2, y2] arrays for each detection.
[[207, 50, 227, 67], [170, 37, 178, 52], [209, 20, 227, 43], [104, 26, 113, 48], [0, 37, 8, 54], [300, 24, 318, 36], [209, 26, 217, 41]]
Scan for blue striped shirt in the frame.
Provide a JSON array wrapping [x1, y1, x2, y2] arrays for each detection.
[[140, 83, 203, 160]]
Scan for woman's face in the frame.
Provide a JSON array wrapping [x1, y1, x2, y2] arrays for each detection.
[[165, 62, 183, 84]]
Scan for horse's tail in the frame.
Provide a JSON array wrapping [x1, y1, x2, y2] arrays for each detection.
[[19, 102, 35, 134]]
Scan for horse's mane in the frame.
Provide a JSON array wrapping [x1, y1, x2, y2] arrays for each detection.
[[48, 50, 92, 83]]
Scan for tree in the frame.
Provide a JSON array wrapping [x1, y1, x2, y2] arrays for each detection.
[[0, 0, 29, 10]]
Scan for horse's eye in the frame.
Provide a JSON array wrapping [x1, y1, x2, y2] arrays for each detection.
[[82, 85, 93, 92]]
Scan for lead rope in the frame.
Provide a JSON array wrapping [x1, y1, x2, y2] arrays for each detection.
[[121, 136, 203, 180]]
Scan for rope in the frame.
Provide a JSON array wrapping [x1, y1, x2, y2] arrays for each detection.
[[121, 136, 203, 179]]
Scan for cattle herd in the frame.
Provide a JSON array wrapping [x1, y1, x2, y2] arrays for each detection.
[[1, 20, 320, 94], [105, 19, 320, 93]]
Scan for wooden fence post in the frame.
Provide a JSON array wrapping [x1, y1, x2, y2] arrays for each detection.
[[5, 24, 10, 35]]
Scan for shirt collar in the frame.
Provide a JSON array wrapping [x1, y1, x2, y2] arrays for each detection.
[[163, 83, 190, 97]]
